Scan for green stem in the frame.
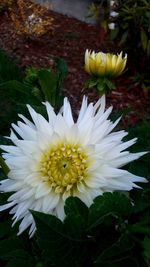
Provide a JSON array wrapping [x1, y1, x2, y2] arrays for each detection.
[[0, 156, 9, 175]]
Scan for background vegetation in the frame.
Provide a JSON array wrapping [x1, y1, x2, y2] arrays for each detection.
[[0, 0, 150, 266]]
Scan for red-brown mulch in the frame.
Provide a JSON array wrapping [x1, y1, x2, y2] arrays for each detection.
[[0, 2, 150, 127]]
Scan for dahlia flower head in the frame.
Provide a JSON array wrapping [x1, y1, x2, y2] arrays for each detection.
[[0, 95, 147, 237], [85, 50, 127, 78]]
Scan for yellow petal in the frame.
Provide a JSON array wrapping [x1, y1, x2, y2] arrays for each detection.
[[89, 56, 97, 74], [85, 49, 91, 74], [84, 49, 127, 78]]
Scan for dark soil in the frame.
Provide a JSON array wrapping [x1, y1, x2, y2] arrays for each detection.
[[0, 2, 150, 127]]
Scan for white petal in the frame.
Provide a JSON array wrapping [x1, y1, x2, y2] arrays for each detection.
[[77, 96, 88, 124], [54, 113, 68, 137], [9, 129, 18, 140], [12, 122, 36, 140], [91, 120, 111, 143], [62, 97, 74, 127], [43, 101, 56, 126], [94, 105, 112, 125], [35, 183, 51, 199], [77, 103, 94, 129], [42, 192, 60, 210], [17, 213, 33, 235], [110, 152, 147, 168], [65, 124, 80, 144], [18, 114, 35, 129], [77, 181, 86, 193], [28, 221, 36, 238], [55, 199, 65, 220], [77, 117, 94, 145], [0, 201, 16, 211], [0, 179, 22, 192], [0, 145, 22, 156], [11, 140, 37, 156], [5, 156, 30, 169], [85, 174, 107, 188], [74, 189, 92, 207], [93, 95, 106, 116]]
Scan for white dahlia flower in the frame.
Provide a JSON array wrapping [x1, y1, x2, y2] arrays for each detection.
[[0, 95, 147, 237]]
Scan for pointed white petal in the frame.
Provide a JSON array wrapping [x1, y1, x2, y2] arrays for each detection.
[[55, 200, 65, 220], [16, 213, 33, 235], [62, 97, 74, 127], [43, 101, 56, 126], [77, 96, 88, 124], [0, 201, 16, 211]]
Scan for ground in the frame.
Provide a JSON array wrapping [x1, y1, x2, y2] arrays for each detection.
[[0, 2, 150, 128]]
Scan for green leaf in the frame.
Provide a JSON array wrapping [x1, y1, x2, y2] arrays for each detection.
[[31, 210, 88, 266], [31, 211, 72, 264], [103, 79, 116, 90], [88, 79, 98, 88], [35, 263, 45, 267], [119, 31, 128, 46], [1, 249, 31, 260], [0, 80, 30, 95], [143, 237, 150, 261], [109, 27, 119, 41], [88, 192, 132, 230], [96, 78, 116, 94], [0, 50, 23, 83], [129, 218, 150, 234], [38, 69, 58, 105], [64, 197, 88, 240], [6, 259, 34, 267], [25, 66, 39, 84], [95, 234, 133, 263], [147, 39, 150, 57], [97, 82, 105, 93], [141, 28, 148, 50], [31, 210, 64, 236], [53, 57, 68, 82], [31, 86, 43, 102], [0, 237, 26, 260], [0, 221, 11, 238], [110, 107, 133, 122]]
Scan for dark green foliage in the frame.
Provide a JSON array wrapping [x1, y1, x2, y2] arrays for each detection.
[[64, 197, 89, 240], [0, 187, 150, 266], [126, 120, 150, 178], [0, 50, 23, 83], [0, 210, 38, 267], [84, 77, 116, 95], [109, 0, 150, 89], [31, 210, 88, 267], [0, 51, 67, 134], [0, 57, 67, 111], [23, 56, 67, 111], [30, 191, 149, 266], [88, 192, 132, 229], [109, 0, 150, 58], [0, 51, 26, 134]]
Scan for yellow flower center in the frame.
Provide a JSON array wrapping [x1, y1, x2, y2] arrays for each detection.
[[39, 143, 89, 194]]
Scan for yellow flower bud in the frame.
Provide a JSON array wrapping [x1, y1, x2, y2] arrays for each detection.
[[85, 50, 127, 78]]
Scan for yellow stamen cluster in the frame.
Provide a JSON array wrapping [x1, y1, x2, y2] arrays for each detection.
[[39, 143, 89, 194]]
